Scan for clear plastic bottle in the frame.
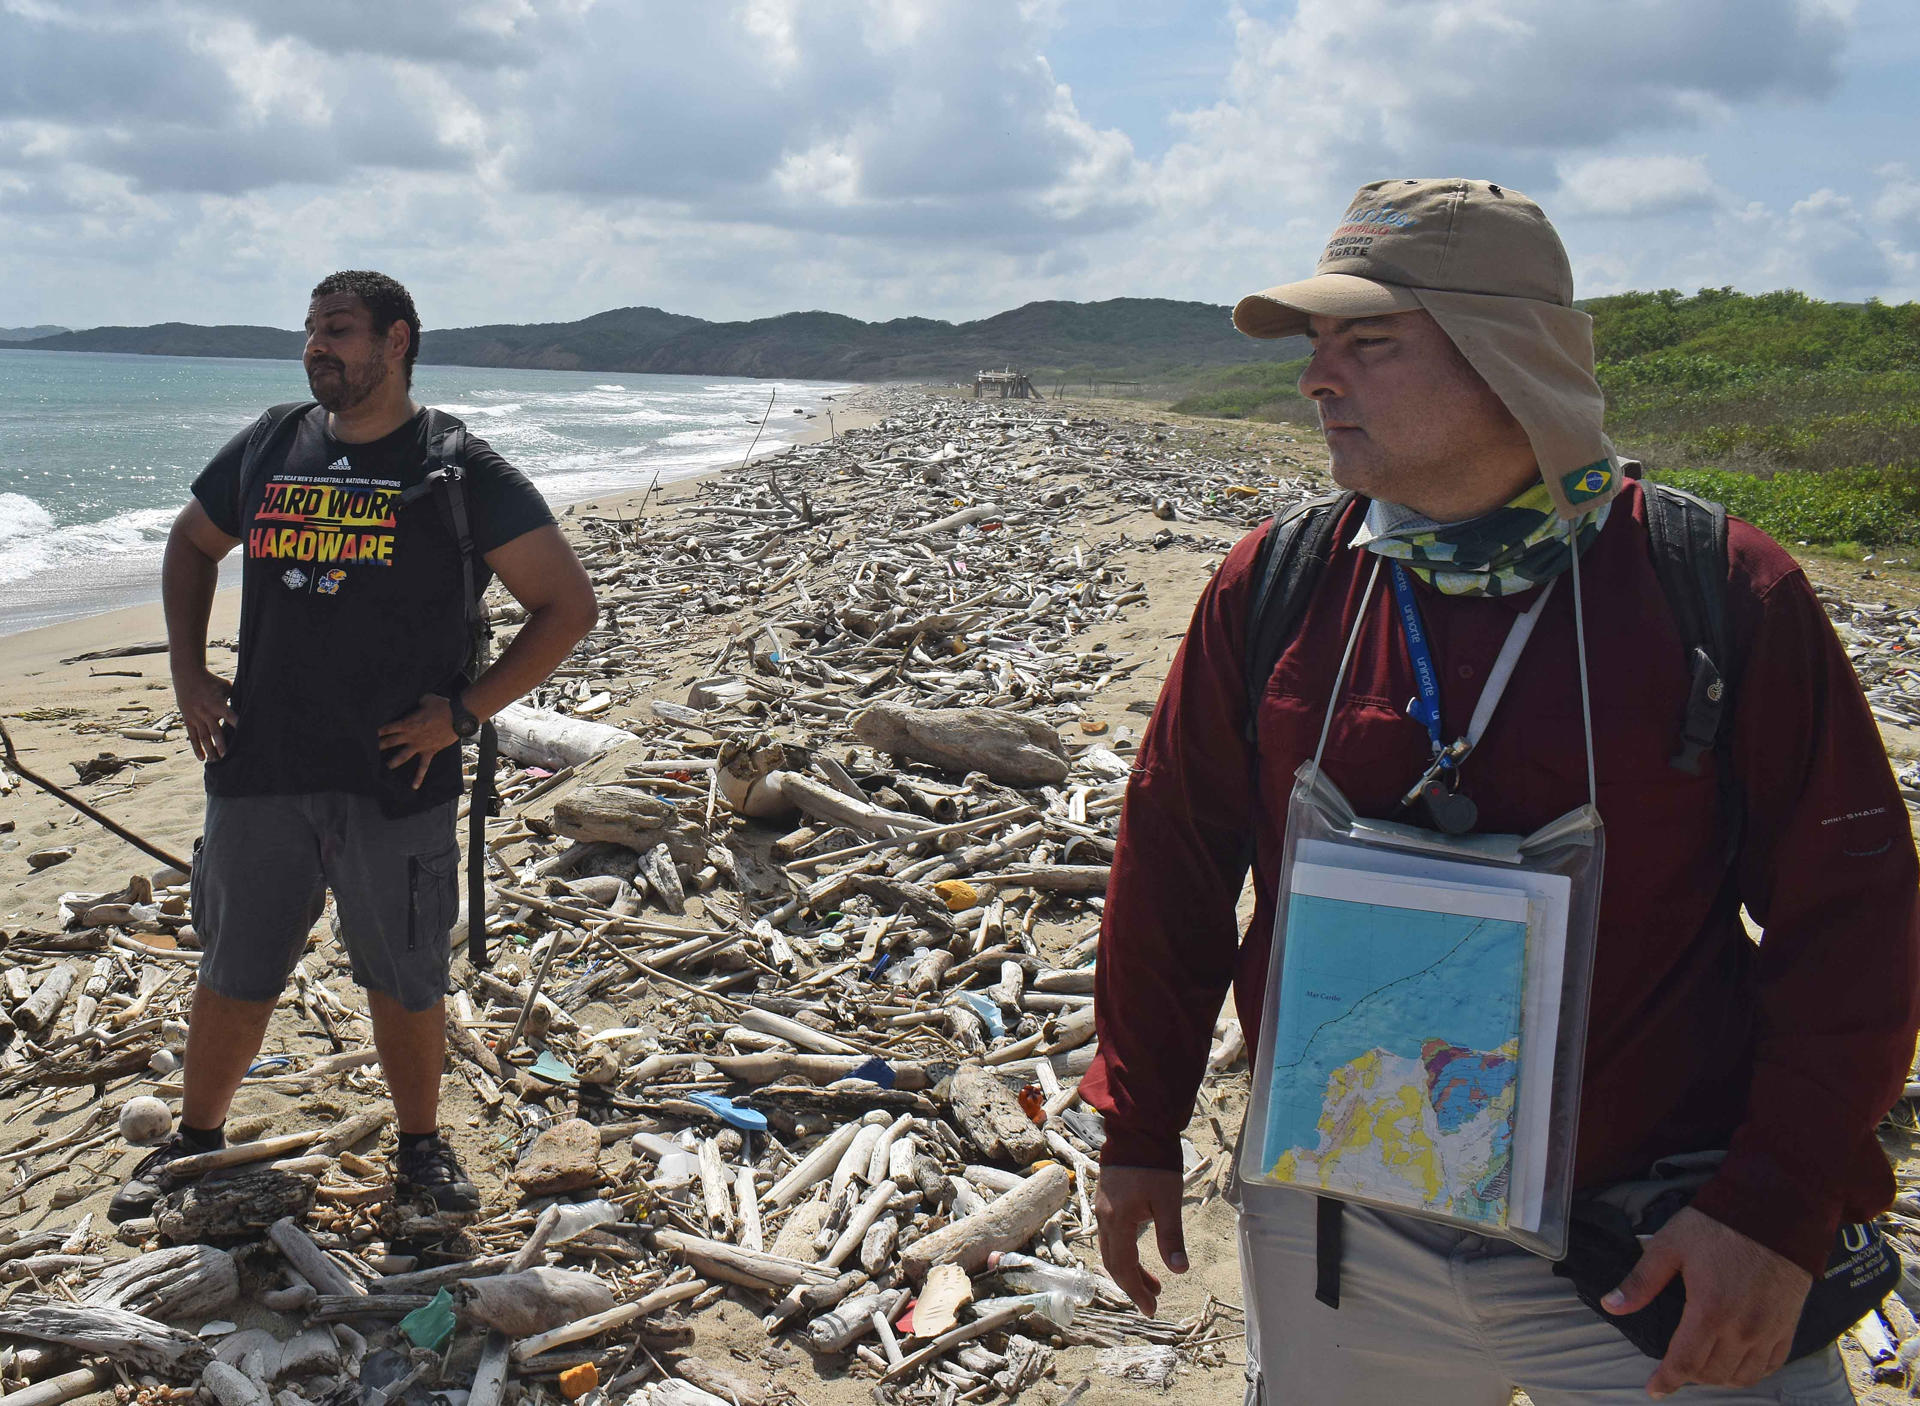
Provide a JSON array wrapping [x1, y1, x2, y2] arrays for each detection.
[[988, 1250, 1098, 1305], [971, 1289, 1077, 1328], [546, 1198, 624, 1244]]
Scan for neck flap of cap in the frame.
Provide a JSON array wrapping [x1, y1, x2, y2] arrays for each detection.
[[1412, 288, 1621, 520]]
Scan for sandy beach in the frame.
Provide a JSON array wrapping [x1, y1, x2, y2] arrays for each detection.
[[2, 387, 1917, 1405]]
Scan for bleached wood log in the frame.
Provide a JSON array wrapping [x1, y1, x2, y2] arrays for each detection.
[[866, 1113, 914, 1184], [911, 503, 1005, 537], [736, 1164, 764, 1252], [467, 1332, 512, 1406], [833, 1122, 887, 1205], [0, 1301, 210, 1376], [460, 1269, 615, 1336], [900, 1164, 1071, 1279], [269, 1217, 361, 1298], [709, 1052, 931, 1090], [550, 784, 673, 849], [83, 1243, 237, 1319], [888, 1134, 920, 1189], [851, 702, 1069, 788], [639, 840, 687, 914], [950, 1064, 1045, 1164], [698, 1138, 733, 1237], [0, 1366, 105, 1406], [492, 703, 636, 771], [203, 1361, 270, 1406], [759, 771, 936, 838], [979, 864, 1110, 894], [822, 1181, 900, 1269], [650, 1229, 836, 1291], [156, 1169, 316, 1244], [766, 1122, 862, 1210], [859, 1214, 900, 1276], [510, 1276, 707, 1361], [882, 1305, 1026, 1381], [736, 1004, 861, 1056], [17, 964, 75, 1033]]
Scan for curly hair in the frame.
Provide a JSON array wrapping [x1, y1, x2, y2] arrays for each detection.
[[310, 270, 421, 386]]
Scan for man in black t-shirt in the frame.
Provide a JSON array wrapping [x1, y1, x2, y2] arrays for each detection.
[[112, 271, 598, 1223]]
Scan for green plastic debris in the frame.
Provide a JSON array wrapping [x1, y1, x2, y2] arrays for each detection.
[[529, 1049, 578, 1085], [399, 1287, 456, 1351]]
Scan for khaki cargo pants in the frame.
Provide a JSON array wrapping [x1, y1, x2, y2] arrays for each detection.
[[1236, 1182, 1855, 1405]]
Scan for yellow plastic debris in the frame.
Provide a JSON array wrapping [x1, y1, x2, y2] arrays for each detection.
[[933, 879, 980, 912], [1225, 484, 1261, 498]]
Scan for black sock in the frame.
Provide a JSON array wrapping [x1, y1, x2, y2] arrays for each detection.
[[179, 1121, 225, 1152], [397, 1130, 438, 1152]]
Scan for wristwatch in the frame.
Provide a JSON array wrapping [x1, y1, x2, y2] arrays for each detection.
[[448, 689, 481, 741]]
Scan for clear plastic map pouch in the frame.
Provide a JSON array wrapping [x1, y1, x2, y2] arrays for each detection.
[[1237, 759, 1603, 1260]]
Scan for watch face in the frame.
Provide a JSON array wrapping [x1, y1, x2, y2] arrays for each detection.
[[455, 713, 479, 739]]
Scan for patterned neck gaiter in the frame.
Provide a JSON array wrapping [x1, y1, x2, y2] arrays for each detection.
[[1354, 480, 1610, 597]]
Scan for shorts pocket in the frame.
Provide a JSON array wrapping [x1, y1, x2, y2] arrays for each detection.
[[188, 836, 205, 933], [407, 845, 459, 953]]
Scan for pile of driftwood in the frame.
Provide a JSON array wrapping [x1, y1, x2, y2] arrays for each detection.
[[0, 393, 1280, 1405], [6, 391, 1919, 1400]]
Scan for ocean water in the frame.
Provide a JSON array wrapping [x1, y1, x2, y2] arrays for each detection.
[[0, 350, 854, 636]]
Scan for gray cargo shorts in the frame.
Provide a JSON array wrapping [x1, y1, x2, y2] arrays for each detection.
[[191, 792, 460, 1012]]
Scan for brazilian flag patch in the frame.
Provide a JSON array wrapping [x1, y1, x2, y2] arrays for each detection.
[[1562, 460, 1614, 503]]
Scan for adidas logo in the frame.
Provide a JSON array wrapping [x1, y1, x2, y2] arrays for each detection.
[[325, 457, 350, 472]]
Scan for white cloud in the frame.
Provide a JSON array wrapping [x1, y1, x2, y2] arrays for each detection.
[[0, 0, 1913, 328], [1552, 155, 1723, 219]]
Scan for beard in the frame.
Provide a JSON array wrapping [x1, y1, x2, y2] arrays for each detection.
[[306, 353, 390, 413]]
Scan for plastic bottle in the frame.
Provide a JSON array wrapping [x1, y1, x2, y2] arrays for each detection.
[[971, 1289, 1077, 1328], [546, 1198, 624, 1244], [987, 1250, 1098, 1305]]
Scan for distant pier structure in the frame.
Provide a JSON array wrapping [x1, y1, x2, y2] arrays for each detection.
[[974, 369, 1043, 400]]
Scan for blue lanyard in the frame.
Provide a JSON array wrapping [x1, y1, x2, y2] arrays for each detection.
[[1388, 562, 1447, 763]]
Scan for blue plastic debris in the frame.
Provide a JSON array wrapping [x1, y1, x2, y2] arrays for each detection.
[[528, 1050, 578, 1085], [959, 990, 1006, 1040], [848, 1057, 897, 1089], [688, 1091, 768, 1132]]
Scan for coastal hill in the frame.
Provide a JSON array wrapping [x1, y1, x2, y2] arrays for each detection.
[[0, 298, 1307, 382], [0, 324, 68, 341]]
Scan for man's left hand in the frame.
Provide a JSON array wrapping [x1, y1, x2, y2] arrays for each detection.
[[1602, 1206, 1813, 1398], [378, 693, 460, 790]]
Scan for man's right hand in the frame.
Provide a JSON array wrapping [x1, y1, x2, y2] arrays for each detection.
[[175, 666, 237, 760], [1095, 1165, 1188, 1316]]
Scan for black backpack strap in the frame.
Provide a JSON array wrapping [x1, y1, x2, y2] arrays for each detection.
[[1641, 481, 1745, 860], [234, 400, 317, 531], [1641, 482, 1733, 773], [1240, 492, 1358, 1308], [403, 409, 499, 970], [1242, 491, 1359, 742]]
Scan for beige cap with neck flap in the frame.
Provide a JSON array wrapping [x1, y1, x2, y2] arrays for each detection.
[[1232, 178, 1620, 521]]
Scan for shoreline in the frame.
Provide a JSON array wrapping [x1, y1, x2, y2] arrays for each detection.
[[0, 393, 884, 644]]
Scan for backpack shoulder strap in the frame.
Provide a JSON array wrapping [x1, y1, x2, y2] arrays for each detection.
[[408, 408, 498, 972], [234, 400, 317, 530], [1242, 490, 1360, 742], [1641, 481, 1733, 774]]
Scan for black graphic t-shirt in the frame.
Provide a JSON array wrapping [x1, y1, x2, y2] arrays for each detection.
[[191, 405, 554, 815]]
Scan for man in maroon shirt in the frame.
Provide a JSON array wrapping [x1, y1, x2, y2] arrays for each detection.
[[1088, 179, 1919, 1403]]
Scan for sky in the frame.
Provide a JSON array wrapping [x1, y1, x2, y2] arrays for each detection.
[[3, 0, 1918, 332]]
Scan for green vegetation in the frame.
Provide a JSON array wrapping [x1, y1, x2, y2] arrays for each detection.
[[1167, 356, 1313, 422], [5, 299, 1310, 384], [1169, 288, 1920, 550]]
